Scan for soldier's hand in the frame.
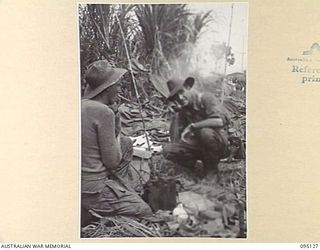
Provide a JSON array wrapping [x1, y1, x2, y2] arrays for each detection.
[[181, 124, 196, 144]]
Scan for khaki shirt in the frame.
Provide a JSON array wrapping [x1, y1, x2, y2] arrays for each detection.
[[176, 91, 229, 135]]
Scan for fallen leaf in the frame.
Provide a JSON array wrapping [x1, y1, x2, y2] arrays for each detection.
[[201, 218, 224, 236], [178, 191, 216, 213]]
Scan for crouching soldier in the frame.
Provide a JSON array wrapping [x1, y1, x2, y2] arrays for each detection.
[[163, 77, 230, 180], [81, 60, 152, 226]]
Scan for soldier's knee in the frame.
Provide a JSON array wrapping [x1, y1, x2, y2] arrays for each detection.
[[200, 127, 213, 136], [199, 128, 216, 144], [120, 135, 133, 156]]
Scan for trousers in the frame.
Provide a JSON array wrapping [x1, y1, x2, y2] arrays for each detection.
[[81, 136, 152, 226], [163, 127, 229, 172]]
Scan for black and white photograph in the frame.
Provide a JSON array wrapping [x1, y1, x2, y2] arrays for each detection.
[[79, 3, 247, 238]]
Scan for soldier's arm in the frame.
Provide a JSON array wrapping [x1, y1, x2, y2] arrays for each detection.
[[96, 107, 121, 170], [191, 118, 224, 130], [191, 93, 228, 130]]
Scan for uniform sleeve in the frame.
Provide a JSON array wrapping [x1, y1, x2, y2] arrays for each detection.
[[201, 93, 229, 126], [96, 107, 121, 170]]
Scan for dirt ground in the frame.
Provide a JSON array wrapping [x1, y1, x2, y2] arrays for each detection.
[[82, 95, 246, 238], [81, 154, 247, 238]]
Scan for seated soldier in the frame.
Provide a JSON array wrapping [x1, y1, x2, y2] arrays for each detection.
[[81, 60, 152, 225], [163, 77, 230, 179]]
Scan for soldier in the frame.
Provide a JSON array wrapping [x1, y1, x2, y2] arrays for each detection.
[[81, 60, 152, 225], [163, 77, 230, 179]]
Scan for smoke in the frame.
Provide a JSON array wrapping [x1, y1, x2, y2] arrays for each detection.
[[150, 39, 226, 97], [149, 6, 233, 97]]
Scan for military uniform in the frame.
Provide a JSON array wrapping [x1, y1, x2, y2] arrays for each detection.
[[164, 91, 229, 174]]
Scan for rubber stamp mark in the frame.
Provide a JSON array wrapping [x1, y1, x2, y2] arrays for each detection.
[[303, 43, 320, 55]]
